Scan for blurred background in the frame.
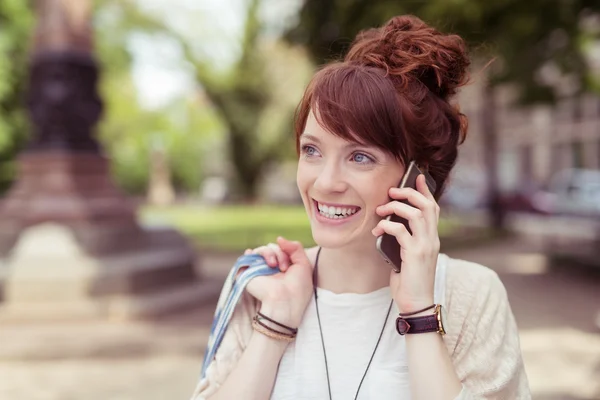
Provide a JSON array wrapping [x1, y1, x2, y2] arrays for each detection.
[[0, 0, 599, 399]]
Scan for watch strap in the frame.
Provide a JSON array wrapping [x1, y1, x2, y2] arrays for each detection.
[[396, 314, 439, 335], [395, 304, 445, 335]]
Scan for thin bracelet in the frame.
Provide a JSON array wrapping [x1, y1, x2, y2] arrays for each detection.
[[256, 311, 298, 334], [252, 319, 296, 342], [398, 304, 436, 317], [252, 316, 296, 338]]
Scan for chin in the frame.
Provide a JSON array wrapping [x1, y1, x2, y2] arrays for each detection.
[[309, 224, 375, 250], [310, 230, 350, 249]]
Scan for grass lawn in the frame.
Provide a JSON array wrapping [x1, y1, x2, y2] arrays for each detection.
[[139, 204, 457, 253]]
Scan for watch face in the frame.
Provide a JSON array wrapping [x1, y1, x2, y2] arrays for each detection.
[[396, 317, 411, 335]]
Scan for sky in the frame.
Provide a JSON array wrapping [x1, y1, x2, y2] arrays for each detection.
[[129, 0, 302, 110]]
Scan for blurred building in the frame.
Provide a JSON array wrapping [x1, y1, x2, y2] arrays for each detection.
[[455, 83, 600, 195]]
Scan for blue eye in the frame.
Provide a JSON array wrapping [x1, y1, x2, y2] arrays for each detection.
[[301, 145, 319, 157], [351, 152, 374, 164]]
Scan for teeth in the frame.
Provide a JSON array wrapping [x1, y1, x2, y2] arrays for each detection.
[[317, 202, 359, 219]]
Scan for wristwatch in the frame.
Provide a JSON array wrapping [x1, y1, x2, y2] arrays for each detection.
[[395, 304, 446, 335]]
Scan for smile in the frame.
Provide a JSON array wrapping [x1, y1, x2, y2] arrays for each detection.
[[313, 200, 361, 220]]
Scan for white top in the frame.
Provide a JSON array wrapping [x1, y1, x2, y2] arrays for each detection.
[[272, 286, 408, 399], [270, 256, 448, 400], [192, 254, 531, 400]]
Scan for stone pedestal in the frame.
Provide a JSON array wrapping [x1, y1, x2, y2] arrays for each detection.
[[0, 152, 219, 322], [0, 223, 220, 322]]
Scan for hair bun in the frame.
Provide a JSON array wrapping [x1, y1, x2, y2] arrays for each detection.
[[345, 15, 470, 99]]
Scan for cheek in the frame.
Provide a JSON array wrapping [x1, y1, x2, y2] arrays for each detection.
[[296, 163, 310, 190], [296, 163, 316, 203], [361, 176, 395, 208]]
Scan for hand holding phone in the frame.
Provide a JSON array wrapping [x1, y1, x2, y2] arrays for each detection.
[[375, 161, 437, 273]]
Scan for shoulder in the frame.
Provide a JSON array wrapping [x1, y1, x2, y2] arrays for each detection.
[[441, 255, 513, 350], [440, 256, 530, 397], [444, 255, 507, 304]]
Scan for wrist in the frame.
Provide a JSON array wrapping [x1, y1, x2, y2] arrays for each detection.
[[396, 297, 435, 315]]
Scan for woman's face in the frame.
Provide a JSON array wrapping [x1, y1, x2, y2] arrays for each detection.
[[297, 110, 405, 249]]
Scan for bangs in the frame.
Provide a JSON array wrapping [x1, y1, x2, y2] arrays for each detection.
[[295, 63, 411, 161]]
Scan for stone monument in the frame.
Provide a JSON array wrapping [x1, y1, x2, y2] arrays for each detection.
[[0, 0, 217, 321]]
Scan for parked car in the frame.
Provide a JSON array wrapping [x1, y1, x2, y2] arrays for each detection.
[[500, 181, 554, 215], [501, 169, 600, 217], [542, 168, 600, 217]]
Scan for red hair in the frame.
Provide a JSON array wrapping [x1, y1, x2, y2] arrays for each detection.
[[294, 15, 470, 199]]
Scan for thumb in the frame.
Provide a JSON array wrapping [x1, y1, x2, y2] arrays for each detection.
[[277, 237, 310, 266]]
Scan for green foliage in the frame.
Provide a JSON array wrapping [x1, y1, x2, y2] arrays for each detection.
[[94, 0, 224, 194], [96, 66, 222, 194], [140, 204, 314, 251], [93, 0, 310, 199], [287, 0, 600, 103], [0, 0, 33, 192], [140, 204, 457, 252], [174, 0, 312, 201]]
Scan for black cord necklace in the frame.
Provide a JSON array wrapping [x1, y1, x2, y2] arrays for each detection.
[[313, 247, 394, 400]]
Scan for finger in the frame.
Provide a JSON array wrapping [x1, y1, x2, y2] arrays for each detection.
[[416, 174, 436, 201], [244, 248, 252, 255], [371, 219, 412, 246], [251, 246, 278, 267], [277, 237, 310, 268], [267, 243, 291, 271], [416, 174, 441, 220], [387, 182, 439, 230], [388, 185, 429, 209], [375, 200, 427, 236]]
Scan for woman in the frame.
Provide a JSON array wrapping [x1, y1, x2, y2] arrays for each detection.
[[192, 15, 531, 400]]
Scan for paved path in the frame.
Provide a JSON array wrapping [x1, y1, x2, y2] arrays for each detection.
[[1, 237, 599, 399]]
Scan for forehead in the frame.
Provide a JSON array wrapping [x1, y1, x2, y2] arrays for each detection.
[[301, 109, 370, 147]]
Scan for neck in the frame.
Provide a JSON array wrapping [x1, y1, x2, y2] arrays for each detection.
[[315, 238, 391, 294]]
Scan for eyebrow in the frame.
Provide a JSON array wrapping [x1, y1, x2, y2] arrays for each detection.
[[300, 132, 370, 150], [299, 133, 321, 144]]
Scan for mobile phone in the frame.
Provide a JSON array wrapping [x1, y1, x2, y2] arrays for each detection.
[[375, 161, 437, 273]]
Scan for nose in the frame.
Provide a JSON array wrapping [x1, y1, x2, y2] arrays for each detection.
[[313, 160, 348, 193]]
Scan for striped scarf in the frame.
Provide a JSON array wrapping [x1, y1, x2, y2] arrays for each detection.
[[201, 254, 280, 378]]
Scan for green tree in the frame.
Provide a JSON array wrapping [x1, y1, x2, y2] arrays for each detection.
[[94, 0, 224, 195], [176, 0, 311, 201], [287, 0, 600, 229], [0, 0, 33, 192], [96, 0, 312, 202]]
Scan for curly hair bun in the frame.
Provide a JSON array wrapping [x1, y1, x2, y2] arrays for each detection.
[[345, 15, 470, 100]]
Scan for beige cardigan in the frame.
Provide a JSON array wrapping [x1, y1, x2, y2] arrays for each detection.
[[191, 254, 531, 399]]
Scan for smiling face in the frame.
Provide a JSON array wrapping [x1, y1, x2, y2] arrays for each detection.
[[297, 110, 405, 249]]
